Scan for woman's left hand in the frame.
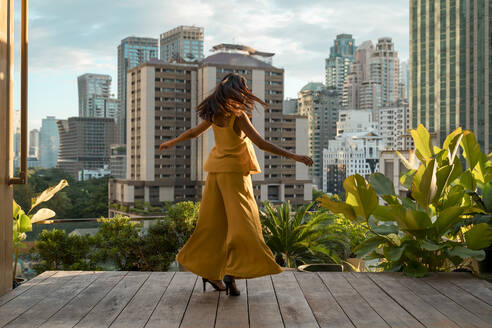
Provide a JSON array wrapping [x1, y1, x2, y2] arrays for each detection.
[[159, 141, 175, 151]]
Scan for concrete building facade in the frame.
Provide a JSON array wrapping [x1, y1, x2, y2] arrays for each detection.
[[57, 117, 116, 179], [109, 47, 312, 210], [117, 37, 159, 145], [77, 73, 118, 119]]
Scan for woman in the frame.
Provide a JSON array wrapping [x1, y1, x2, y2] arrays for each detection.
[[159, 73, 313, 296]]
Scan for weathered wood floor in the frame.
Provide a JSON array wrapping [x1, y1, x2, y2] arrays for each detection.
[[0, 271, 491, 328]]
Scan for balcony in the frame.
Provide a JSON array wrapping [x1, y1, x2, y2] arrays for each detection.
[[1, 270, 491, 327]]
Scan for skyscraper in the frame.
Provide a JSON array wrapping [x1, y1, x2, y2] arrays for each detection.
[[370, 37, 400, 109], [117, 37, 158, 145], [160, 25, 204, 63], [298, 83, 339, 189], [77, 73, 111, 117], [39, 116, 59, 168], [410, 0, 492, 152], [325, 34, 356, 92]]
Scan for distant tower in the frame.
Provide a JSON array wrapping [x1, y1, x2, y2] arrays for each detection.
[[325, 34, 356, 92], [117, 37, 158, 145], [370, 37, 400, 108], [160, 26, 204, 63], [39, 116, 59, 168], [77, 73, 118, 120]]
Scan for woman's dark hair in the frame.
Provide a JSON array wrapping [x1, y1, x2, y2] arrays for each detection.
[[196, 72, 266, 122]]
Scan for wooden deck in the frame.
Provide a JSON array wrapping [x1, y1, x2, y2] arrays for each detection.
[[0, 271, 491, 328]]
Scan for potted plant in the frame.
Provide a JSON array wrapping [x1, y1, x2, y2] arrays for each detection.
[[12, 179, 68, 288], [320, 125, 492, 277]]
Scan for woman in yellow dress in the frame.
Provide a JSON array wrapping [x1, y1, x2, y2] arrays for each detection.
[[159, 73, 313, 296]]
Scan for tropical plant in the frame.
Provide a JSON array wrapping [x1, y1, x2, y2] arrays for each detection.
[[260, 201, 350, 268], [166, 201, 200, 247], [320, 125, 492, 277], [12, 179, 68, 280]]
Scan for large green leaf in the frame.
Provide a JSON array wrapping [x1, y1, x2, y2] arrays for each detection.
[[391, 207, 432, 237], [318, 195, 356, 221], [344, 174, 378, 220], [372, 223, 399, 235], [442, 127, 463, 163], [435, 164, 453, 200], [13, 200, 22, 219], [421, 240, 443, 251], [410, 124, 434, 162], [353, 236, 387, 258], [433, 206, 463, 236], [372, 205, 397, 222], [30, 179, 69, 212], [483, 183, 492, 211], [18, 213, 32, 233], [384, 245, 406, 261], [411, 159, 437, 208], [443, 185, 465, 208], [400, 169, 416, 189], [369, 173, 395, 196], [460, 131, 482, 170], [447, 246, 485, 261], [465, 223, 492, 250], [30, 208, 56, 224], [460, 169, 476, 191]]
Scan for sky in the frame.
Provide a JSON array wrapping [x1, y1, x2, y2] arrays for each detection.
[[13, 0, 409, 130]]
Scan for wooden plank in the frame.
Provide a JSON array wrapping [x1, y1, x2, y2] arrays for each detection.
[[144, 272, 197, 328], [4, 271, 100, 328], [294, 272, 354, 328], [0, 271, 57, 306], [247, 275, 284, 328], [345, 273, 423, 328], [215, 279, 248, 328], [400, 275, 489, 328], [110, 272, 174, 328], [319, 273, 389, 328], [38, 271, 127, 328], [271, 271, 319, 328], [73, 271, 150, 328], [448, 276, 492, 306], [179, 275, 220, 328], [368, 273, 460, 328], [0, 0, 14, 299], [423, 275, 492, 325], [0, 271, 81, 327]]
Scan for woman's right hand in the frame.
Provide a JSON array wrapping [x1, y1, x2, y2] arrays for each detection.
[[291, 154, 313, 166]]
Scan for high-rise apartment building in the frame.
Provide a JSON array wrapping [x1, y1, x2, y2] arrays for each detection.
[[160, 25, 204, 63], [57, 117, 116, 179], [109, 46, 312, 210], [410, 0, 491, 152], [117, 37, 158, 145], [297, 83, 339, 189], [29, 128, 39, 158], [370, 37, 400, 109], [77, 74, 115, 118], [325, 34, 356, 92], [378, 100, 412, 151], [39, 116, 59, 168], [283, 98, 298, 115]]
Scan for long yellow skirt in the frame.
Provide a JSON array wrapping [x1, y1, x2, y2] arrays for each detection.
[[176, 172, 282, 280]]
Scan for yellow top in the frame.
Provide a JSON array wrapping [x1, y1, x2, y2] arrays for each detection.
[[203, 115, 261, 174]]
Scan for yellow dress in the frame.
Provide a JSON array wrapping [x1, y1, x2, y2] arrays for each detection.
[[176, 115, 282, 280]]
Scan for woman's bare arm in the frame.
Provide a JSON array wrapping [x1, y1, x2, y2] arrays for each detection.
[[236, 112, 313, 166], [159, 120, 212, 151]]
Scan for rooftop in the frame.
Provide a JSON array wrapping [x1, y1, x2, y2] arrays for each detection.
[[1, 271, 490, 327], [201, 52, 275, 68]]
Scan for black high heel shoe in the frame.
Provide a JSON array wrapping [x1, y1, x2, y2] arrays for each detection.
[[202, 278, 225, 291], [223, 275, 240, 296]]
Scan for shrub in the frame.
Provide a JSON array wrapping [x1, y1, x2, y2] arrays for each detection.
[[166, 201, 200, 247], [321, 125, 492, 276]]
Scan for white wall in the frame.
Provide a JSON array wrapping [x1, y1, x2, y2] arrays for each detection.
[[140, 66, 155, 181]]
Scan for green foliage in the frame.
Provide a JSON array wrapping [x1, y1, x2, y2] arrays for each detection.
[[260, 201, 350, 268], [166, 201, 200, 247], [321, 125, 492, 277], [31, 229, 98, 273], [14, 168, 110, 219], [13, 179, 68, 280]]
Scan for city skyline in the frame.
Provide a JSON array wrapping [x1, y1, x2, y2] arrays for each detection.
[[18, 0, 409, 129]]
